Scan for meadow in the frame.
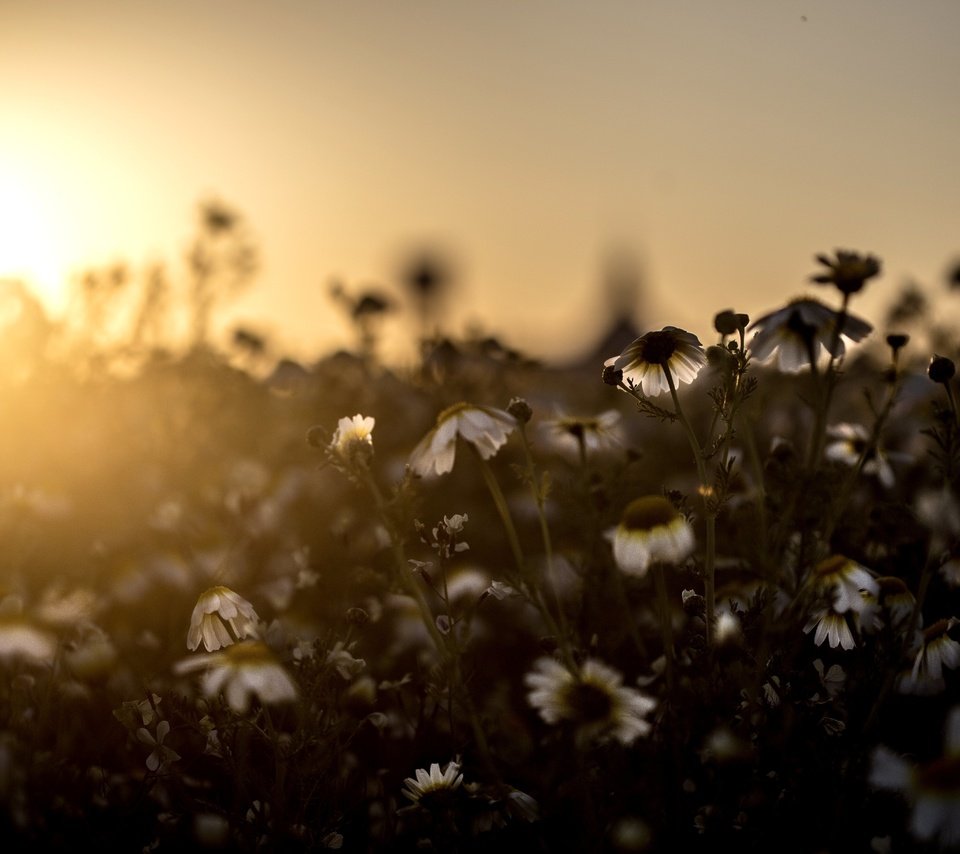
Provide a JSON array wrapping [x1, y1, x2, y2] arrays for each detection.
[[1, 239, 960, 852]]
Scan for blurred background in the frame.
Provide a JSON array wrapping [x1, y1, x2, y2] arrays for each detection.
[[2, 0, 959, 367]]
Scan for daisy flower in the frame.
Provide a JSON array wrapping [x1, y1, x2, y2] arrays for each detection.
[[175, 640, 298, 714], [908, 619, 960, 690], [187, 585, 261, 652], [806, 554, 878, 616], [408, 402, 517, 477], [824, 423, 895, 488], [328, 413, 375, 466], [401, 760, 464, 808], [0, 613, 57, 665], [870, 706, 960, 847], [604, 326, 707, 396], [747, 297, 872, 372], [541, 409, 624, 459], [525, 656, 656, 746], [803, 609, 857, 651], [608, 496, 695, 578]]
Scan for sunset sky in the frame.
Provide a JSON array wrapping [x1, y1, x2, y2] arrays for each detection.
[[2, 1, 958, 364]]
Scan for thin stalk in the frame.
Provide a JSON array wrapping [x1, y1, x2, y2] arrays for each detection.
[[654, 562, 676, 699], [664, 365, 716, 647], [472, 448, 570, 662]]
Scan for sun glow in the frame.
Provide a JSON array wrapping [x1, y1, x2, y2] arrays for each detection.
[[0, 165, 70, 313]]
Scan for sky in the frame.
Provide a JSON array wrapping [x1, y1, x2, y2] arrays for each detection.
[[2, 0, 959, 365]]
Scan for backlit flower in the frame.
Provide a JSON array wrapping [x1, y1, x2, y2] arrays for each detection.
[[0, 614, 57, 665], [824, 423, 895, 488], [402, 760, 464, 807], [175, 640, 298, 714], [811, 249, 882, 296], [910, 619, 960, 687], [187, 586, 261, 651], [604, 327, 706, 396], [542, 409, 624, 458], [870, 706, 960, 847], [806, 554, 879, 616], [409, 403, 516, 477], [608, 496, 695, 578], [329, 414, 375, 467], [525, 656, 656, 746], [748, 297, 872, 372], [803, 609, 857, 650]]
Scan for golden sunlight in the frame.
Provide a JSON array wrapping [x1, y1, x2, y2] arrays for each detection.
[[0, 163, 69, 312]]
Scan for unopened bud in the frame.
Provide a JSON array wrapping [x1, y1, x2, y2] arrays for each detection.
[[929, 355, 956, 384], [507, 397, 533, 424]]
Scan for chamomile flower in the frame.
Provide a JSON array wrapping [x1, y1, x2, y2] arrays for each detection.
[[401, 760, 464, 807], [870, 706, 960, 847], [175, 640, 298, 714], [541, 409, 624, 459], [409, 402, 517, 477], [748, 297, 872, 372], [910, 619, 960, 688], [824, 423, 895, 488], [608, 496, 695, 578], [329, 413, 375, 467], [604, 326, 707, 396], [806, 554, 879, 616], [803, 609, 857, 650], [187, 586, 261, 652], [0, 613, 57, 665], [525, 656, 656, 746]]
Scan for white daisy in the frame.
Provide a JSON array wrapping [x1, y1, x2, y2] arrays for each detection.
[[608, 496, 695, 578], [409, 403, 517, 477], [803, 609, 857, 651], [870, 706, 960, 847], [329, 413, 375, 465], [187, 585, 261, 652], [748, 297, 872, 372], [525, 656, 656, 746], [175, 640, 299, 714], [824, 423, 895, 488], [605, 327, 707, 397], [806, 555, 878, 616], [401, 760, 464, 807]]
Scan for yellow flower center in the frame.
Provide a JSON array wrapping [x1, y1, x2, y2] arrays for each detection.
[[620, 496, 678, 532]]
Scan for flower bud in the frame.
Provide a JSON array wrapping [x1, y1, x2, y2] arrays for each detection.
[[507, 397, 533, 424], [929, 355, 956, 384], [714, 310, 739, 336]]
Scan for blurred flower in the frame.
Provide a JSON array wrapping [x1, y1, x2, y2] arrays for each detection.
[[325, 640, 366, 680], [608, 496, 695, 578], [824, 423, 895, 488], [604, 326, 706, 396], [810, 249, 882, 295], [64, 623, 118, 681], [541, 410, 624, 458], [328, 414, 375, 468], [187, 586, 260, 652], [806, 554, 879, 616], [402, 760, 464, 808], [908, 619, 960, 690], [870, 706, 960, 847], [874, 576, 918, 632], [525, 656, 656, 746], [175, 640, 298, 714], [409, 403, 516, 477], [0, 614, 57, 665], [748, 297, 872, 372], [136, 719, 180, 772]]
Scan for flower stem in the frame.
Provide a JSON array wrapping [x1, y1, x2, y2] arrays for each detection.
[[654, 562, 675, 699], [664, 365, 715, 647]]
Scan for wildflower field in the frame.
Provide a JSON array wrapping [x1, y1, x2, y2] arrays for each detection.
[[3, 248, 960, 852]]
